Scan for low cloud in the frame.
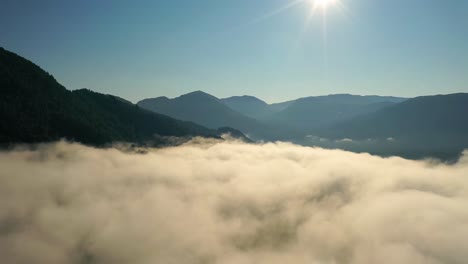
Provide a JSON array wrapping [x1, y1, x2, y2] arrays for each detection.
[[1, 140, 468, 264], [336, 138, 353, 143]]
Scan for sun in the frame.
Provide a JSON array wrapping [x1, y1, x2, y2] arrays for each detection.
[[310, 0, 337, 10]]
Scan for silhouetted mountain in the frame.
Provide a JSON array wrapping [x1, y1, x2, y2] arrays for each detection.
[[220, 95, 297, 120], [319, 94, 468, 159], [221, 96, 271, 119], [5, 45, 464, 160], [266, 94, 407, 130], [0, 47, 229, 145], [138, 91, 284, 139], [309, 94, 406, 104], [221, 94, 406, 131], [218, 93, 466, 159], [268, 100, 296, 113]]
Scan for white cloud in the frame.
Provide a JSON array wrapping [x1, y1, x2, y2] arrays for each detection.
[[0, 140, 467, 264], [336, 138, 353, 143]]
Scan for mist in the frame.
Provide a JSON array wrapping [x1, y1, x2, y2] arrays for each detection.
[[1, 140, 468, 264]]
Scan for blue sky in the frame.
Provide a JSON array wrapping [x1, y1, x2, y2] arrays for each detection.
[[1, 0, 467, 103]]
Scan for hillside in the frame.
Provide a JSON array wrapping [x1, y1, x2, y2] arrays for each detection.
[[266, 94, 407, 130], [318, 94, 468, 159], [328, 93, 468, 140], [138, 91, 286, 140], [0, 47, 223, 145], [220, 94, 406, 132], [220, 95, 272, 119]]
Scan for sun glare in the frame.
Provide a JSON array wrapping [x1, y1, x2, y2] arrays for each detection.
[[311, 0, 337, 10]]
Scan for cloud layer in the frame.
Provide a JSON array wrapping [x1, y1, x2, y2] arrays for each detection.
[[1, 140, 468, 264]]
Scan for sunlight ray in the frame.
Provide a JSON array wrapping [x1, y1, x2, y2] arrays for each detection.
[[250, 0, 306, 24]]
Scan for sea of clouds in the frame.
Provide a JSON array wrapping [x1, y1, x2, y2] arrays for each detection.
[[1, 139, 467, 264]]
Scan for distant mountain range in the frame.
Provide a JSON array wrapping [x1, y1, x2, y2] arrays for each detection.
[[138, 92, 408, 140], [221, 94, 405, 124], [220, 95, 294, 120], [223, 94, 407, 130], [138, 91, 264, 134], [2, 46, 468, 160], [137, 92, 291, 140], [318, 93, 468, 159], [139, 91, 468, 160], [0, 47, 247, 146]]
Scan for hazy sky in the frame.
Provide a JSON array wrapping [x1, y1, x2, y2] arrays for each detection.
[[1, 0, 467, 102]]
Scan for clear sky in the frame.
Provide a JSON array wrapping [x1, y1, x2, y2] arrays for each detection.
[[1, 0, 467, 103]]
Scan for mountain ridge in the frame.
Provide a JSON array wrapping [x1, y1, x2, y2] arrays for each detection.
[[0, 47, 248, 146], [2, 46, 468, 160], [220, 93, 407, 125], [137, 91, 285, 140]]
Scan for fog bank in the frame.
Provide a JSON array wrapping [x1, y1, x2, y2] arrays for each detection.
[[1, 140, 468, 264]]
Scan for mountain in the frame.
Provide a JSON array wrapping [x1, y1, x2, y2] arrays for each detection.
[[0, 47, 232, 146], [305, 94, 406, 104], [137, 92, 410, 142], [220, 95, 297, 120], [221, 94, 406, 131], [220, 96, 271, 119], [138, 91, 284, 140], [218, 92, 467, 160], [265, 94, 407, 130], [319, 94, 468, 159], [268, 100, 296, 113]]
